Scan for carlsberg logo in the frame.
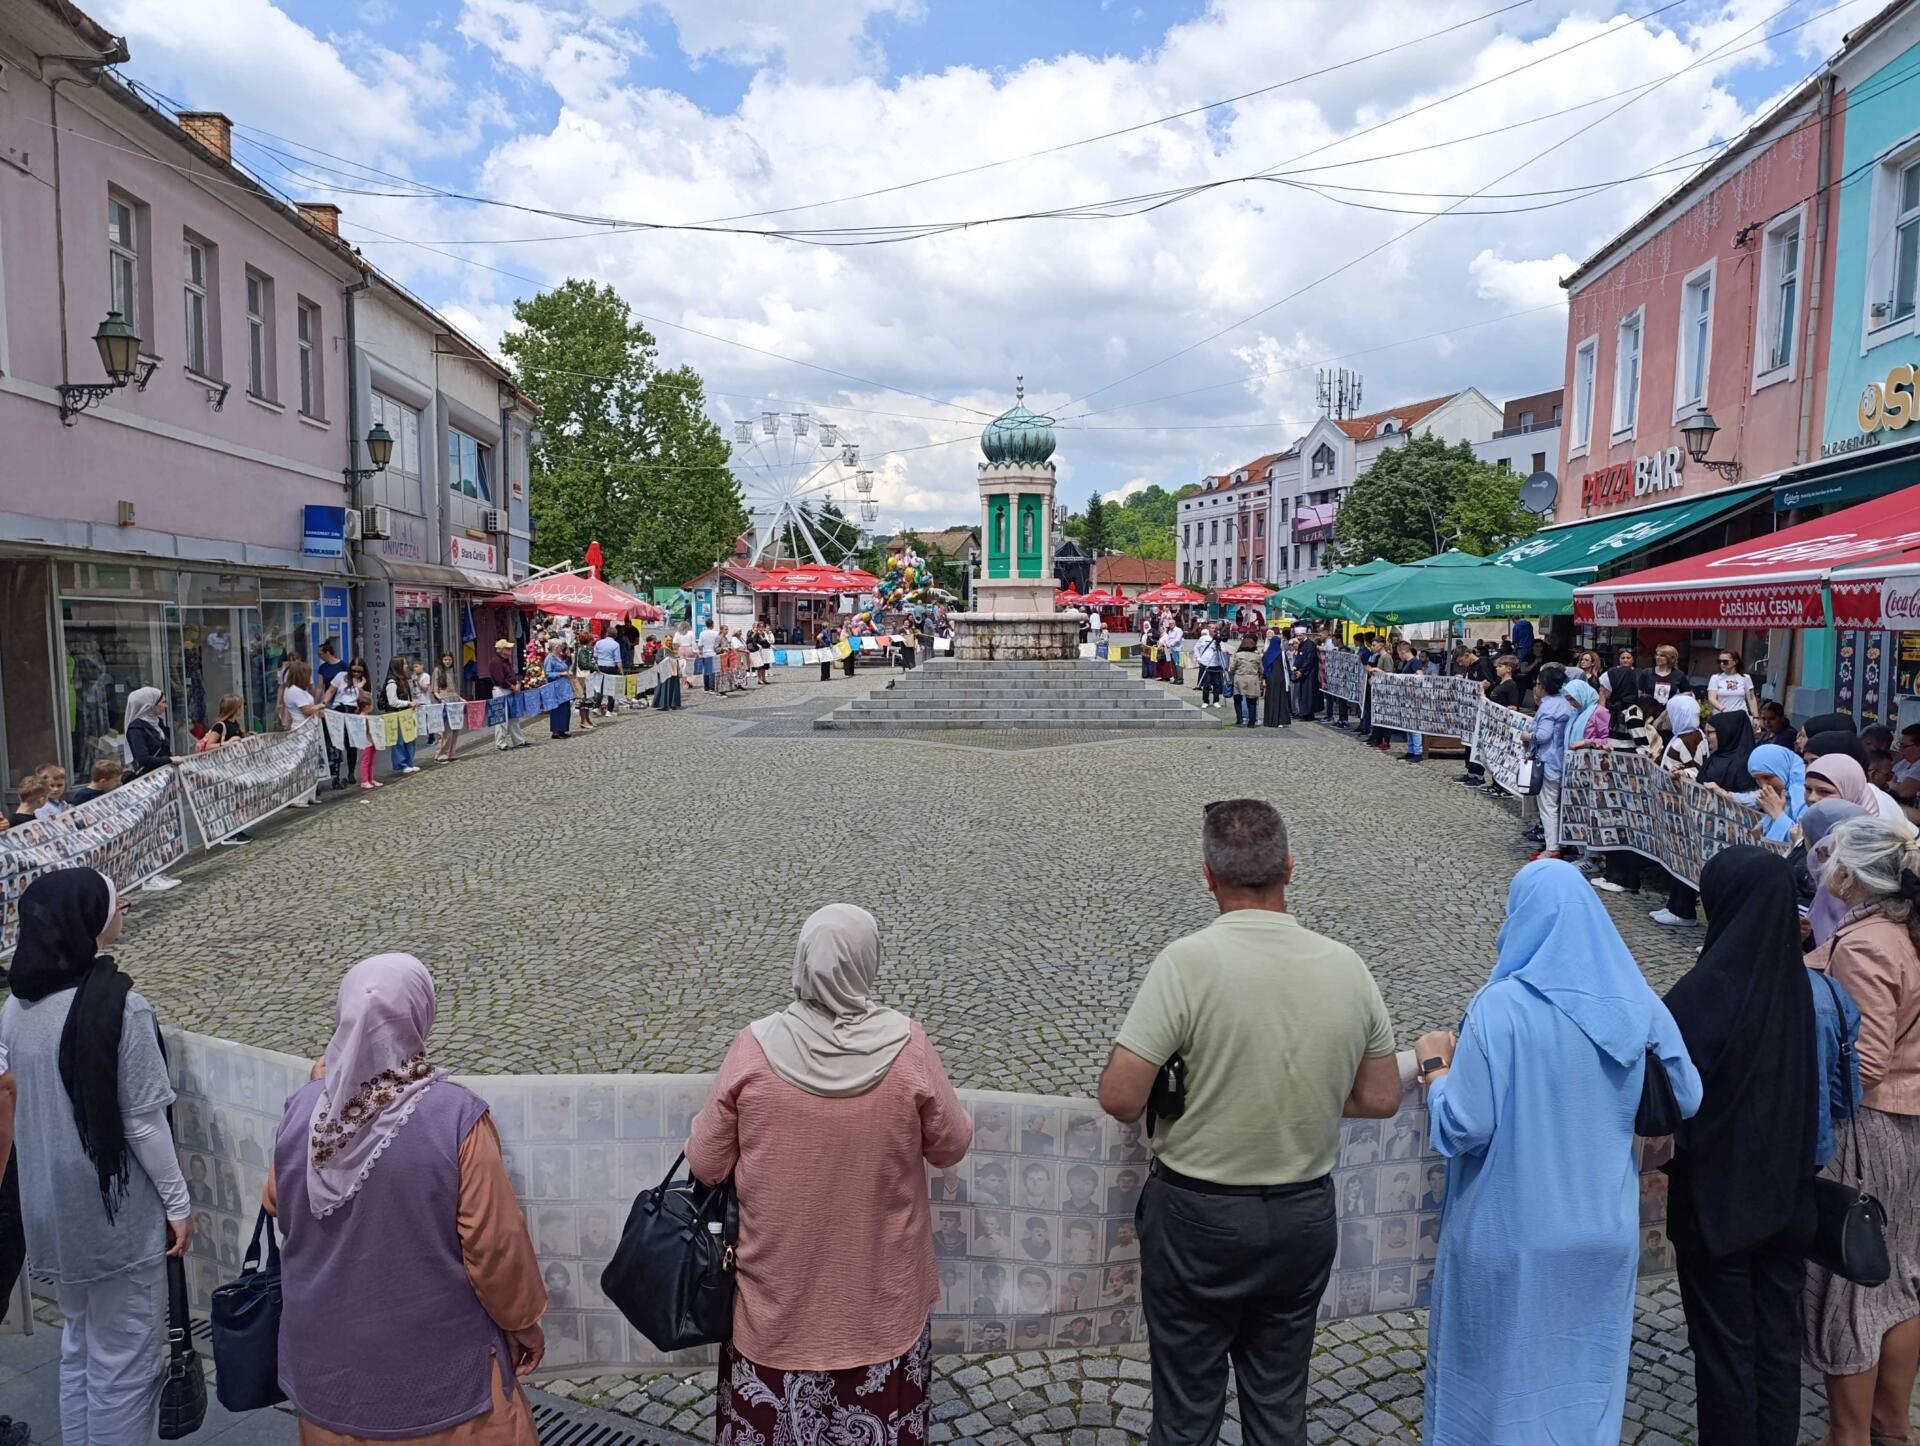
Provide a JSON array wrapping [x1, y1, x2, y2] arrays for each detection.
[[1452, 602, 1492, 617]]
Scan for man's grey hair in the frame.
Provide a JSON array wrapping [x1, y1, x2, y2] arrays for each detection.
[[1202, 799, 1291, 890]]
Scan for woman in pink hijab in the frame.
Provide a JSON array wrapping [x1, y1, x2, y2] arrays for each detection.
[[266, 954, 547, 1444]]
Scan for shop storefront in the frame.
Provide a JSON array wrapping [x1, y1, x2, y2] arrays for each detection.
[[1575, 476, 1920, 723], [0, 555, 350, 784]]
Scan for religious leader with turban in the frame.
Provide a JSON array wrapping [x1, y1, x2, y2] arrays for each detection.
[[690, 904, 974, 1444], [0, 867, 189, 1443], [268, 953, 548, 1444]]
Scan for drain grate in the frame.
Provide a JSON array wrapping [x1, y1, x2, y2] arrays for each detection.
[[527, 1389, 699, 1446]]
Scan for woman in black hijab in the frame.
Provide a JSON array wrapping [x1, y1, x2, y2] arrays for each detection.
[[1699, 709, 1757, 793], [1662, 847, 1819, 1446], [1, 868, 191, 1437]]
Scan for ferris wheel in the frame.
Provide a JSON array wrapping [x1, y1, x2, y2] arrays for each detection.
[[730, 411, 879, 565]]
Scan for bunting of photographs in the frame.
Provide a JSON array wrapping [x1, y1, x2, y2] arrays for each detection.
[[1366, 673, 1480, 739], [162, 1030, 1677, 1379], [1323, 652, 1367, 706], [1556, 748, 1783, 886], [175, 721, 329, 846], [0, 770, 187, 955], [1466, 697, 1534, 796]]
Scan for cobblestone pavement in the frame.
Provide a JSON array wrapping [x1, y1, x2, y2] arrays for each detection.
[[113, 665, 1913, 1443]]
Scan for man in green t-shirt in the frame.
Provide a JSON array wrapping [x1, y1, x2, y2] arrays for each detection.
[[1098, 798, 1400, 1446]]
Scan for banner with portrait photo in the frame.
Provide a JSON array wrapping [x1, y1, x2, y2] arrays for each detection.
[[1, 769, 188, 955], [175, 721, 328, 846], [1466, 697, 1534, 796], [1323, 652, 1367, 706], [1365, 673, 1479, 738], [1557, 748, 1781, 886], [161, 1030, 1678, 1382]]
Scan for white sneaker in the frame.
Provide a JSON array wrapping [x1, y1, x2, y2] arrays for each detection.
[[403, 766, 421, 774], [1591, 877, 1624, 893], [141, 875, 182, 893], [1649, 908, 1699, 928]]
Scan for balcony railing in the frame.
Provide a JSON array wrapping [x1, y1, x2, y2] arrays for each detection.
[[1491, 421, 1559, 439]]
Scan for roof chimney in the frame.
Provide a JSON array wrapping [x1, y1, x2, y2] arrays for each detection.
[[298, 203, 342, 236], [177, 112, 232, 163]]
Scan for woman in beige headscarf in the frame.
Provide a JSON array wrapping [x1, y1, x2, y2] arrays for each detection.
[[688, 905, 972, 1446]]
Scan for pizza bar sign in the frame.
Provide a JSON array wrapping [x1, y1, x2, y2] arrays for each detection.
[[1580, 447, 1685, 509]]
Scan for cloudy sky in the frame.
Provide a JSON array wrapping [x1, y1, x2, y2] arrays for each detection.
[[99, 0, 1861, 532]]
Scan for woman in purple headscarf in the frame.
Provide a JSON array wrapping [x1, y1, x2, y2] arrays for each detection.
[[268, 954, 547, 1445]]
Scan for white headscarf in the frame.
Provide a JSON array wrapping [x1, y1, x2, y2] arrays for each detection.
[[124, 686, 163, 734], [750, 905, 911, 1098]]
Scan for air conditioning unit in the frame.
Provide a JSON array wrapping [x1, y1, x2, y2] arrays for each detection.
[[360, 505, 392, 540], [343, 508, 363, 542], [482, 509, 503, 533]]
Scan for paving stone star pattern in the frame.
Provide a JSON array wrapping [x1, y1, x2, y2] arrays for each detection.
[[115, 665, 1916, 1443]]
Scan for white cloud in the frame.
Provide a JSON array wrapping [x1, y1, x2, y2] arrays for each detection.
[[108, 0, 1809, 537]]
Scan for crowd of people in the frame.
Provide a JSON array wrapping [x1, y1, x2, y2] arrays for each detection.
[[2, 781, 1915, 1444]]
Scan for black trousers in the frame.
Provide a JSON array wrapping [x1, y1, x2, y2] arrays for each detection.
[[1200, 666, 1224, 705], [1140, 1171, 1335, 1446], [1673, 1229, 1804, 1446]]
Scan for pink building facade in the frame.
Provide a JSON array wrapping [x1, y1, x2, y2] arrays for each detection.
[[0, 0, 366, 783], [1558, 79, 1838, 528]]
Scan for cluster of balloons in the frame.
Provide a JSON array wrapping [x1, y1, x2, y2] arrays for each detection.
[[858, 546, 957, 624]]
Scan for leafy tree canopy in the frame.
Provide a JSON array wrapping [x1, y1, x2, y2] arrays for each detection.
[[1328, 434, 1539, 568]]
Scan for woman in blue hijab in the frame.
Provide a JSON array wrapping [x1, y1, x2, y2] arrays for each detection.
[[1416, 860, 1702, 1445], [1260, 625, 1291, 728], [1562, 677, 1602, 752], [1746, 742, 1805, 843]]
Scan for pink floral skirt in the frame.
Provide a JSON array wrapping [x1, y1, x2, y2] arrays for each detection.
[[718, 1322, 931, 1446]]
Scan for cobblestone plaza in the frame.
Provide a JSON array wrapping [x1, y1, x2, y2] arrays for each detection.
[[118, 669, 1911, 1443]]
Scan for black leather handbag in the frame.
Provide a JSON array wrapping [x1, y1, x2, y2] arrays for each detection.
[[211, 1207, 287, 1411], [1635, 1047, 1683, 1137], [1146, 1054, 1187, 1138], [601, 1153, 737, 1351], [1807, 974, 1891, 1287], [157, 1254, 207, 1439]]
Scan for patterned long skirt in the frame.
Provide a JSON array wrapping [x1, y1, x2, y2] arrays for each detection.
[[1802, 1106, 1920, 1375], [718, 1323, 931, 1446]]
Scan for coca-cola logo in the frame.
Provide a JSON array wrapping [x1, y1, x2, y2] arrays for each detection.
[[1880, 579, 1920, 623], [1705, 530, 1920, 569]]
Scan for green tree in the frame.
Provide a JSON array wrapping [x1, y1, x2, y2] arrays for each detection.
[[504, 279, 744, 590], [1081, 492, 1111, 558], [1062, 483, 1192, 562], [1328, 434, 1538, 567]]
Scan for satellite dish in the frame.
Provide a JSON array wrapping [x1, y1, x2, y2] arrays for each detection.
[[1519, 470, 1559, 516]]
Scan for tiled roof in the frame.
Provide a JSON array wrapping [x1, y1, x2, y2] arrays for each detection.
[[1333, 394, 1455, 441], [1096, 555, 1176, 587]]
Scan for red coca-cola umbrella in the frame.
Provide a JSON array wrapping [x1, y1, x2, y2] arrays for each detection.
[[1132, 584, 1206, 607], [490, 573, 661, 620], [1215, 583, 1276, 604]]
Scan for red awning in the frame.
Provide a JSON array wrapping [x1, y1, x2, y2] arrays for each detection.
[[491, 573, 662, 621], [1215, 583, 1276, 603], [1574, 485, 1920, 630], [1132, 584, 1207, 606], [755, 563, 878, 595]]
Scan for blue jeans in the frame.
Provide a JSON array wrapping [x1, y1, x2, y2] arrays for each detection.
[[1406, 731, 1424, 758], [389, 732, 415, 771], [1235, 695, 1258, 726]]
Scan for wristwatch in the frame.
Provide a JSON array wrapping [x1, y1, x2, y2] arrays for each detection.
[[1419, 1056, 1448, 1081]]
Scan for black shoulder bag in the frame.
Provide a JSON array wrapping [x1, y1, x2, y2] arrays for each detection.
[[1806, 973, 1891, 1287], [601, 1153, 737, 1351], [1635, 1047, 1683, 1138], [157, 1253, 208, 1439], [211, 1206, 287, 1411], [1146, 1054, 1187, 1138]]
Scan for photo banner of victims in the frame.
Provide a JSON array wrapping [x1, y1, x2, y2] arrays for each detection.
[[1557, 748, 1784, 887], [175, 721, 330, 846], [1322, 652, 1367, 707], [0, 770, 188, 956], [162, 1030, 1679, 1380], [1364, 673, 1480, 738], [1465, 697, 1534, 796]]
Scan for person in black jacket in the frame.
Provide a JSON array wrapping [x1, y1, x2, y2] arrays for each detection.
[[120, 687, 185, 890]]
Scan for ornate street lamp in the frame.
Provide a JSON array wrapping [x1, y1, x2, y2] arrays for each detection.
[[58, 311, 159, 423], [343, 423, 395, 484], [1681, 408, 1741, 481]]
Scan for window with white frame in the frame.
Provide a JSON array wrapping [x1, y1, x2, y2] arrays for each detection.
[[1759, 215, 1800, 376], [1571, 336, 1597, 452], [1612, 310, 1643, 436], [1675, 265, 1713, 414], [182, 236, 210, 376], [447, 426, 491, 501], [368, 390, 423, 511], [245, 269, 274, 398], [296, 300, 322, 417], [108, 195, 139, 328], [1893, 156, 1919, 326]]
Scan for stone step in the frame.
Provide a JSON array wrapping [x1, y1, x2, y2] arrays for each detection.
[[848, 695, 1191, 713], [819, 715, 1218, 731]]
